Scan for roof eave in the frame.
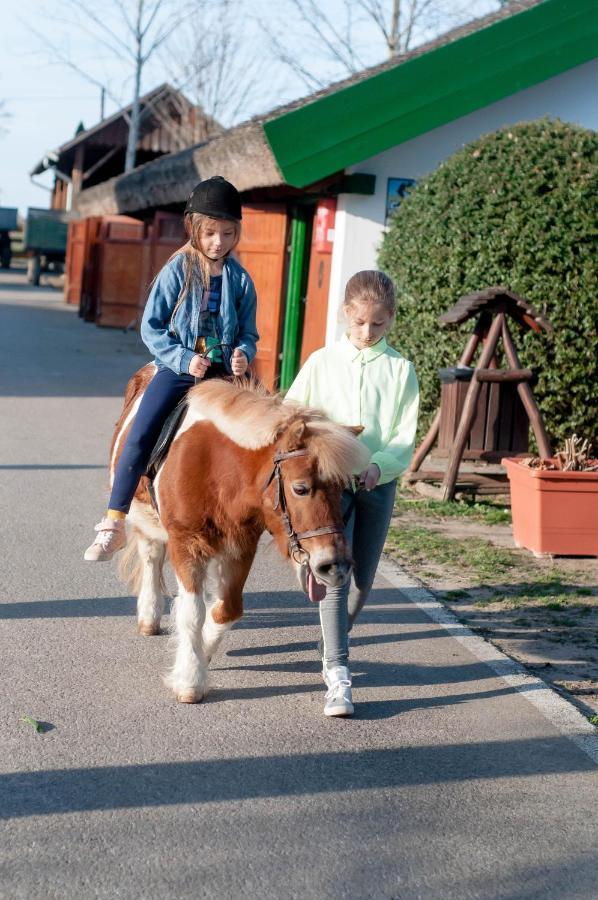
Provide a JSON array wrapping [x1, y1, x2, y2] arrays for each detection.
[[264, 0, 598, 187]]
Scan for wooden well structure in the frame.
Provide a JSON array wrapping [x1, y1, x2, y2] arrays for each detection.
[[405, 287, 553, 500]]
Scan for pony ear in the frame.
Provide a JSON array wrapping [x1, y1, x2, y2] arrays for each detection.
[[283, 419, 306, 450], [344, 425, 364, 436]]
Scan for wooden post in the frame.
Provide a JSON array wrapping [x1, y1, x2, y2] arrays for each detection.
[[501, 320, 551, 458], [407, 328, 482, 477], [441, 313, 505, 500], [71, 144, 85, 211], [475, 368, 533, 383]]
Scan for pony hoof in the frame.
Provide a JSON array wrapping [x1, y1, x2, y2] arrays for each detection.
[[176, 690, 205, 704], [138, 620, 161, 636]]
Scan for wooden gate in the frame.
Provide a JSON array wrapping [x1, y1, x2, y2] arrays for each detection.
[[94, 218, 147, 328], [64, 217, 102, 307], [236, 204, 288, 389]]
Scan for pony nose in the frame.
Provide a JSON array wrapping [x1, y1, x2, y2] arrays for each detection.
[[313, 558, 351, 587]]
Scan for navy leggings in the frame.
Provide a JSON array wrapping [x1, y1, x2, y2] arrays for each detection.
[[109, 365, 221, 513]]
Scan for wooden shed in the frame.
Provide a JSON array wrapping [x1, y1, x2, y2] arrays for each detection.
[[30, 84, 221, 214]]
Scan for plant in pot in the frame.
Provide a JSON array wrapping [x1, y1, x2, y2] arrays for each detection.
[[503, 436, 598, 557]]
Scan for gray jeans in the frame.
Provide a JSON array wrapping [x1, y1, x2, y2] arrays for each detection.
[[319, 479, 397, 668]]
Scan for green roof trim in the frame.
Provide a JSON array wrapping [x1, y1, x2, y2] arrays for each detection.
[[264, 0, 598, 188]]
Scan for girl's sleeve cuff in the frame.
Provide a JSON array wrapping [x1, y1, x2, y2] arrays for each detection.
[[179, 348, 196, 374]]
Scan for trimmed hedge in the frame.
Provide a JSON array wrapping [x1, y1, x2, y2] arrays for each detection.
[[379, 119, 598, 448]]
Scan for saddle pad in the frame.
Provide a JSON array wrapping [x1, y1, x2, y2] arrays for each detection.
[[145, 399, 189, 483]]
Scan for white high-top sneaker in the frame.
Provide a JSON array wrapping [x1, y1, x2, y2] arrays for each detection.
[[323, 665, 354, 717], [84, 517, 127, 561]]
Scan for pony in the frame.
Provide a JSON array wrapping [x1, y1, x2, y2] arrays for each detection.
[[110, 365, 370, 703]]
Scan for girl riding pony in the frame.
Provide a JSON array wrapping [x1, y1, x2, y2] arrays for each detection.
[[85, 176, 258, 561]]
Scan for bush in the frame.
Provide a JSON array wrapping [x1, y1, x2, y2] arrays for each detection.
[[379, 119, 598, 447]]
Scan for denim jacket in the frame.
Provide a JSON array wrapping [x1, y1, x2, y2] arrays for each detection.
[[140, 252, 259, 375]]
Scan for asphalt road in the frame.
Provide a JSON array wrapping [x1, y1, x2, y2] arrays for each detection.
[[1, 269, 597, 900]]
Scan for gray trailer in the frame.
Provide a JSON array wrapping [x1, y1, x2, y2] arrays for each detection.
[[0, 207, 18, 269], [24, 207, 69, 285]]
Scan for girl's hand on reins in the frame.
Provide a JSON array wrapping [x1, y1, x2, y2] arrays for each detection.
[[358, 463, 381, 491], [231, 348, 248, 376], [189, 354, 212, 378]]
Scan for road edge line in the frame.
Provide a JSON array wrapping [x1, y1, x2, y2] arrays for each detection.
[[378, 557, 598, 766]]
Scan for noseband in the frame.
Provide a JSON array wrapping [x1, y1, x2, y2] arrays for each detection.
[[261, 448, 345, 564]]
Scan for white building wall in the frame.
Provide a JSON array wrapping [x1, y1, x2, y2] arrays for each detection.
[[326, 58, 598, 342]]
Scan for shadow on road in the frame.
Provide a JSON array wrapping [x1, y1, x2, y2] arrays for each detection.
[[0, 736, 594, 819]]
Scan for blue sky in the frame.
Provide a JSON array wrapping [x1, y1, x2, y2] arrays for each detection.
[[1, 0, 499, 216]]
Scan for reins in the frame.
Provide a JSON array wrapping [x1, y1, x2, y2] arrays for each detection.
[[261, 447, 355, 565]]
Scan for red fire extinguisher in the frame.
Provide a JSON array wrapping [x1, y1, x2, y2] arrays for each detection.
[[313, 198, 336, 254]]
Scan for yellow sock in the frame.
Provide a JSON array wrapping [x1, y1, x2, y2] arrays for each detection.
[[107, 509, 126, 521]]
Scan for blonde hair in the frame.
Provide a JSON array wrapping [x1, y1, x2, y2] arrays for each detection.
[[168, 213, 242, 331], [343, 270, 396, 317]]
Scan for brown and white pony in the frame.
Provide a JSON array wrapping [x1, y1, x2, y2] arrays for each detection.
[[110, 365, 369, 703]]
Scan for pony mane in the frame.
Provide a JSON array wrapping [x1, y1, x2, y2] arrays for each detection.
[[188, 379, 370, 481]]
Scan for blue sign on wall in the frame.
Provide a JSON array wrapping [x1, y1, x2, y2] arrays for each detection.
[[386, 177, 416, 225]]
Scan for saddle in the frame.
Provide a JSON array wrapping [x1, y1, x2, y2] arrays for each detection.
[[144, 399, 189, 499]]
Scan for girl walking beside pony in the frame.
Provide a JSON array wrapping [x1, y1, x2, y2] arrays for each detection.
[[85, 176, 258, 561], [286, 270, 419, 716]]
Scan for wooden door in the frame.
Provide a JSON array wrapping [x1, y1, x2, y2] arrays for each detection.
[[299, 199, 336, 364], [236, 204, 288, 389]]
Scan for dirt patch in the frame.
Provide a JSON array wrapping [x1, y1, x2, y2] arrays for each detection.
[[385, 499, 598, 719]]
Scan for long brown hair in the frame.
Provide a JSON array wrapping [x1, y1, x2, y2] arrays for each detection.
[[343, 270, 396, 316], [168, 213, 242, 331]]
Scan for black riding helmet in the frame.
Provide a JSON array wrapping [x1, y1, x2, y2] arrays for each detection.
[[184, 175, 242, 221]]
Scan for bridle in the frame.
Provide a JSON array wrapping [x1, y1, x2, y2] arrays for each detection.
[[261, 447, 354, 565]]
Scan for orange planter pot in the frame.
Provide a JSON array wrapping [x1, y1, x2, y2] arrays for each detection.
[[503, 457, 598, 557]]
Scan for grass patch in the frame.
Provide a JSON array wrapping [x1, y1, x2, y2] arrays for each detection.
[[395, 494, 511, 526], [589, 716, 598, 727], [444, 589, 469, 600], [385, 525, 517, 583]]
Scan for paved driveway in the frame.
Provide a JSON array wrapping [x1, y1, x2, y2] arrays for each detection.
[[0, 270, 596, 899]]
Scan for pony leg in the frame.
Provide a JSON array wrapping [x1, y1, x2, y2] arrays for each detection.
[[202, 545, 256, 664], [164, 543, 208, 703], [136, 533, 167, 636]]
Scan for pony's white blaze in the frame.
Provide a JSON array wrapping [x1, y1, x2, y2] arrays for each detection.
[[110, 394, 143, 486]]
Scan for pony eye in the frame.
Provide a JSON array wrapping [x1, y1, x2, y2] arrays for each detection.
[[292, 483, 310, 496]]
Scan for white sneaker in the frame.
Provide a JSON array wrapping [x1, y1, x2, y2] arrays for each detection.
[[323, 665, 354, 717], [84, 517, 127, 561]]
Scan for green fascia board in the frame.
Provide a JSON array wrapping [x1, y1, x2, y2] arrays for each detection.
[[264, 0, 598, 188]]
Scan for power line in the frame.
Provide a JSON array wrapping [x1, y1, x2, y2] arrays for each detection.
[[4, 95, 98, 101]]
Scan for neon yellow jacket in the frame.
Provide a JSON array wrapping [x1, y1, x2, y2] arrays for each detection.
[[286, 334, 420, 485]]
